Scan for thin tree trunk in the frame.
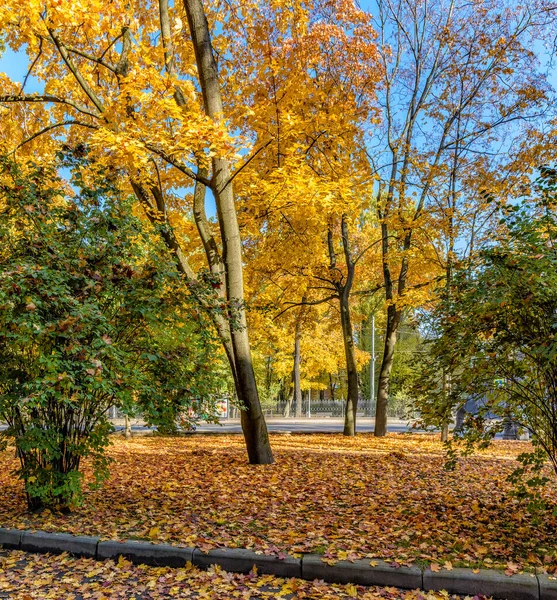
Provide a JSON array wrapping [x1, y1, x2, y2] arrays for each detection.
[[441, 372, 450, 442], [284, 392, 292, 417], [158, 0, 239, 389], [280, 376, 291, 417], [183, 0, 273, 464], [340, 289, 359, 436], [374, 303, 401, 437], [293, 317, 303, 418], [335, 215, 358, 436], [441, 423, 449, 442]]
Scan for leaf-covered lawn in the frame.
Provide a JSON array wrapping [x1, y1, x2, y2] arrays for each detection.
[[0, 434, 556, 574], [0, 550, 464, 600]]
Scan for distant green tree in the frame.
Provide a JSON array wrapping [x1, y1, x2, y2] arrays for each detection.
[[0, 155, 225, 511], [359, 313, 423, 418], [416, 171, 557, 489]]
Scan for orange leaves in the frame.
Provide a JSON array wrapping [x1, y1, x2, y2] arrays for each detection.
[[0, 433, 556, 577]]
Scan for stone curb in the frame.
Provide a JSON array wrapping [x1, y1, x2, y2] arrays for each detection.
[[0, 528, 23, 550], [302, 556, 422, 589], [538, 574, 557, 600], [193, 547, 301, 578], [423, 566, 539, 600], [97, 540, 193, 567], [20, 530, 99, 558], [1, 527, 555, 599]]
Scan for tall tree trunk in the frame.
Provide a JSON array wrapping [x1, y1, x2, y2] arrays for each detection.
[[335, 215, 358, 436], [374, 303, 401, 436], [284, 392, 292, 418], [183, 0, 273, 464], [440, 372, 450, 442], [340, 289, 359, 436], [281, 375, 292, 417], [293, 316, 303, 418]]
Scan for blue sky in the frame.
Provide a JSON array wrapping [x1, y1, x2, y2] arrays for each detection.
[[1, 48, 43, 93]]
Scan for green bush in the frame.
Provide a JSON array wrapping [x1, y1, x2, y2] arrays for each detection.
[[0, 156, 225, 510], [416, 170, 557, 499]]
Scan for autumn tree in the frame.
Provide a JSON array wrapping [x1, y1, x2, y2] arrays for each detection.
[[225, 0, 382, 435], [365, 0, 557, 436], [247, 274, 363, 419], [0, 0, 281, 462]]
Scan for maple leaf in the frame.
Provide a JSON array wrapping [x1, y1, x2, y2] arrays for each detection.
[[504, 562, 520, 576]]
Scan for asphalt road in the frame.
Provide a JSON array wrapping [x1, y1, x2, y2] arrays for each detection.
[[0, 417, 424, 435], [112, 417, 424, 435], [1, 418, 524, 440], [186, 417, 421, 434]]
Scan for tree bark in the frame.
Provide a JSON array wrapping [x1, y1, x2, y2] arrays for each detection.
[[441, 423, 449, 442], [340, 288, 359, 436], [329, 374, 335, 402], [283, 392, 292, 418], [293, 313, 303, 418], [374, 303, 401, 436], [183, 0, 273, 464], [335, 215, 359, 436]]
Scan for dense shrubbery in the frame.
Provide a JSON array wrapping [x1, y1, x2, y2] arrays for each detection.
[[417, 172, 557, 499], [0, 156, 226, 510]]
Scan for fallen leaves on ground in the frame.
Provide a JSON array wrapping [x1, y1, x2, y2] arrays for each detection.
[[0, 434, 555, 574], [0, 550, 466, 600]]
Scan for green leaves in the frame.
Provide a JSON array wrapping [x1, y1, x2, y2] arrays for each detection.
[[416, 169, 557, 498], [0, 154, 227, 510]]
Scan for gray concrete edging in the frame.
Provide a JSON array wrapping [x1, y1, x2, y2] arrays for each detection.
[[1, 527, 556, 599]]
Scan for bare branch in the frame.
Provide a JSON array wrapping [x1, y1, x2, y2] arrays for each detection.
[[130, 180, 196, 280], [36, 33, 117, 73], [223, 139, 273, 190], [18, 39, 43, 95], [354, 237, 389, 265], [0, 94, 99, 119], [193, 165, 224, 272], [115, 27, 132, 77], [99, 30, 126, 61], [141, 142, 211, 186], [274, 295, 338, 320], [47, 28, 105, 113], [11, 120, 98, 152]]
